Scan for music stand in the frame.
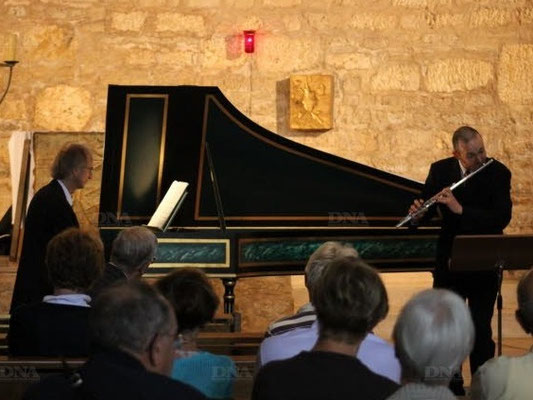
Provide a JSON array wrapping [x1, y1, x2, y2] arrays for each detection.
[[450, 234, 533, 355]]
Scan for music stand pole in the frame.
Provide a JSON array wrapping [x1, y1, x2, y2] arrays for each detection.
[[495, 260, 504, 356]]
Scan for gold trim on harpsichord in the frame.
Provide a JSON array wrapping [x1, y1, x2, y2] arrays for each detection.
[[99, 225, 440, 232], [237, 233, 438, 242], [164, 225, 441, 231], [158, 96, 169, 205], [153, 238, 230, 268], [144, 273, 237, 278], [117, 94, 169, 220], [195, 215, 407, 221], [194, 94, 420, 222], [100, 225, 439, 230], [195, 94, 208, 224]]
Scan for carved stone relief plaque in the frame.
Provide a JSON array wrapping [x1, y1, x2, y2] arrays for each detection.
[[289, 74, 333, 130]]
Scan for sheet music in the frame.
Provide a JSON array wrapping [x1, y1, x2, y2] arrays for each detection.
[[147, 181, 188, 230]]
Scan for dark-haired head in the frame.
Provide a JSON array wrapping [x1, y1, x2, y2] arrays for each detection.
[[313, 256, 388, 345], [156, 268, 219, 333], [46, 227, 104, 292]]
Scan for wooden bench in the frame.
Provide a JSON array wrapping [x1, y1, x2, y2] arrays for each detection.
[[0, 355, 256, 400], [0, 314, 261, 398], [197, 331, 263, 356], [0, 313, 255, 356]]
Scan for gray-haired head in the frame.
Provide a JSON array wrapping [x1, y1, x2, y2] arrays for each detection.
[[393, 289, 474, 385], [90, 281, 174, 355], [305, 241, 359, 301], [516, 267, 533, 334], [51, 143, 92, 180], [452, 126, 480, 150], [313, 256, 388, 345], [110, 227, 158, 278]]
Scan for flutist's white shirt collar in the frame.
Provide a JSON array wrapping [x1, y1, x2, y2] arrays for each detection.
[[57, 179, 73, 206], [458, 159, 468, 177]]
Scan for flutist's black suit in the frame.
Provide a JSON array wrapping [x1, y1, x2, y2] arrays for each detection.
[[421, 156, 512, 374]]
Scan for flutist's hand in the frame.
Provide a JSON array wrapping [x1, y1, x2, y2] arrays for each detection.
[[435, 187, 463, 215], [408, 198, 427, 221]]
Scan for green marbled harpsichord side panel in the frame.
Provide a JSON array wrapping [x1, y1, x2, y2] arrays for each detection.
[[356, 238, 436, 259], [240, 238, 437, 264], [99, 229, 230, 268], [155, 242, 228, 266]]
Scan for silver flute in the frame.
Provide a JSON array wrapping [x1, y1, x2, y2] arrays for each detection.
[[395, 158, 494, 228]]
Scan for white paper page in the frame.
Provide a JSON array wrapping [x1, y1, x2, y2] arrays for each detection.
[[147, 181, 188, 230]]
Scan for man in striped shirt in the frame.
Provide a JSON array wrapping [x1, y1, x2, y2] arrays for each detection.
[[258, 241, 402, 383], [264, 242, 356, 337]]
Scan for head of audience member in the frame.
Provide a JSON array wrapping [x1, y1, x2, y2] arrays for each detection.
[[452, 125, 487, 173], [312, 256, 388, 347], [516, 267, 533, 335], [305, 241, 359, 304], [393, 289, 474, 386], [46, 227, 104, 295], [90, 281, 177, 376], [156, 268, 219, 348], [51, 143, 93, 193], [110, 226, 158, 279]]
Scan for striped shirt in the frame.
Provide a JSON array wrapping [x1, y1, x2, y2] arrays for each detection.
[[265, 303, 316, 337]]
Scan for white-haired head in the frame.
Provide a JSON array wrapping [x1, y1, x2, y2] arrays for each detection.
[[110, 227, 158, 279], [304, 241, 358, 302], [393, 289, 474, 385]]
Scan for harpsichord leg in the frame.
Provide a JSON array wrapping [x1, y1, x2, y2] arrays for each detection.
[[222, 278, 237, 314]]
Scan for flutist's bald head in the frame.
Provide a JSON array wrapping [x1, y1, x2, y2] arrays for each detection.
[[452, 126, 486, 173], [452, 126, 480, 149]]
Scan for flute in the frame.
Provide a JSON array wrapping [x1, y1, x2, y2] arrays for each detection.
[[396, 158, 494, 228]]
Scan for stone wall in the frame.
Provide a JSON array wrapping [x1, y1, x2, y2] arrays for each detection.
[[0, 0, 532, 329]]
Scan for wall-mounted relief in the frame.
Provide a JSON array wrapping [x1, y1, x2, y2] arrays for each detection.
[[289, 74, 333, 130]]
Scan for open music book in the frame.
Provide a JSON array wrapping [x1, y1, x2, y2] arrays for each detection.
[[147, 181, 189, 231]]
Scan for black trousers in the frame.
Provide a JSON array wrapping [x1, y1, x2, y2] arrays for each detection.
[[433, 269, 498, 374]]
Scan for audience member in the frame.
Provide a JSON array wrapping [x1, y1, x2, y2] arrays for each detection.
[[259, 241, 401, 383], [156, 268, 236, 399], [24, 281, 206, 400], [471, 267, 533, 400], [265, 241, 357, 336], [11, 143, 93, 312], [90, 226, 157, 299], [387, 289, 474, 400], [252, 256, 399, 400], [8, 228, 103, 357]]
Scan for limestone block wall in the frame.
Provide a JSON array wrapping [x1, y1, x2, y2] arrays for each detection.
[[0, 0, 532, 329]]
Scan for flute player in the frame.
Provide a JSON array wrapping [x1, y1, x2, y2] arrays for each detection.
[[407, 126, 512, 395]]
